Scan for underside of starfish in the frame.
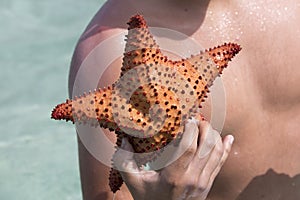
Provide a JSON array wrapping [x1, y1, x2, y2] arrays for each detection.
[[51, 14, 241, 193]]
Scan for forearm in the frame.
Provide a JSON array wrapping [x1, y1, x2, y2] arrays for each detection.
[[77, 136, 133, 200]]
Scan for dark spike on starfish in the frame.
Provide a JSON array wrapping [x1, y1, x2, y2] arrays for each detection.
[[51, 14, 241, 193]]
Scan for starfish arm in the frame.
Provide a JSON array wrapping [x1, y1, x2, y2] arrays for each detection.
[[51, 83, 182, 137], [51, 87, 147, 132], [174, 43, 241, 108], [109, 168, 123, 193], [51, 87, 116, 127], [121, 14, 166, 76], [206, 42, 242, 72]]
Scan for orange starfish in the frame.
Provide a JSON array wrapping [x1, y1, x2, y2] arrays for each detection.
[[51, 14, 241, 193]]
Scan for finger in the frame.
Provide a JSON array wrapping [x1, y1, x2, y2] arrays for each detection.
[[197, 132, 223, 190], [113, 137, 140, 177], [188, 121, 219, 174], [148, 118, 199, 171], [197, 120, 221, 159], [114, 138, 157, 187], [160, 118, 199, 183], [167, 118, 199, 170], [208, 135, 234, 184], [188, 187, 210, 200]]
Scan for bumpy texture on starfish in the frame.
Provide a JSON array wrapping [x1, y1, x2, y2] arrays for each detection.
[[51, 14, 241, 193]]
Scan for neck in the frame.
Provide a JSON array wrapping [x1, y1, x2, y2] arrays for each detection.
[[113, 0, 217, 35], [127, 0, 210, 12]]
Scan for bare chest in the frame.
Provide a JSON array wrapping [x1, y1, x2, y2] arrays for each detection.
[[197, 5, 300, 198]]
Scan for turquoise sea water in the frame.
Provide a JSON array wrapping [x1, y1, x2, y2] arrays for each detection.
[[0, 1, 105, 199]]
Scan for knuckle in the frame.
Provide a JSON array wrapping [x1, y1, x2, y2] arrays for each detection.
[[197, 179, 208, 192], [186, 183, 198, 192], [142, 171, 157, 183], [197, 170, 209, 191], [184, 147, 196, 157], [164, 174, 197, 189], [179, 143, 196, 159], [213, 138, 224, 155], [164, 176, 177, 188], [214, 143, 224, 156], [204, 130, 220, 147]]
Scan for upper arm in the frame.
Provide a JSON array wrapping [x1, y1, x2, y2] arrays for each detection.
[[68, 26, 124, 97], [68, 23, 133, 200]]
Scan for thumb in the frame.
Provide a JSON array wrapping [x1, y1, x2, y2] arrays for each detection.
[[113, 137, 139, 174], [113, 137, 146, 189]]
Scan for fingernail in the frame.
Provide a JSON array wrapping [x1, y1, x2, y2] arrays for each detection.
[[228, 135, 234, 145], [186, 117, 198, 125]]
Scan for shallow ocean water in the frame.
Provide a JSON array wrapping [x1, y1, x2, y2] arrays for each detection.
[[0, 1, 105, 199]]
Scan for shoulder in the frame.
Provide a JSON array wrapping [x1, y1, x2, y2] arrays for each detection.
[[68, 1, 134, 96]]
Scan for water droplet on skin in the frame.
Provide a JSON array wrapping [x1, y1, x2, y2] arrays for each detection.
[[239, 0, 299, 31]]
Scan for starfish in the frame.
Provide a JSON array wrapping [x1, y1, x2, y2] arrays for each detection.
[[51, 14, 241, 193]]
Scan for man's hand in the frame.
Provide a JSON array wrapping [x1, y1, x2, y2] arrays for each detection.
[[113, 119, 234, 200]]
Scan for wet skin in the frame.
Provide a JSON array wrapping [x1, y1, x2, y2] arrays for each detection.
[[69, 0, 300, 199]]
